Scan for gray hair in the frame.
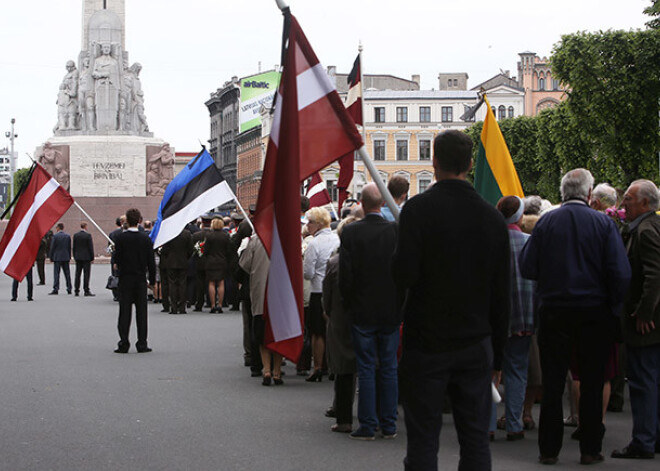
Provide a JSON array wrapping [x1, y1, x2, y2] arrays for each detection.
[[591, 183, 618, 207], [560, 169, 594, 202], [631, 179, 660, 211], [523, 195, 543, 215]]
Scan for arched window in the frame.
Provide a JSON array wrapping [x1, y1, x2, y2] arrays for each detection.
[[538, 77, 545, 90], [508, 106, 514, 118], [498, 105, 506, 120], [491, 106, 496, 117], [552, 79, 560, 90]]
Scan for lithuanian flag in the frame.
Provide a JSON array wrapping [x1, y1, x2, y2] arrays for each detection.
[[473, 96, 524, 205]]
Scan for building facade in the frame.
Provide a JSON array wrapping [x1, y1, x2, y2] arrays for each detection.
[[205, 77, 240, 192], [517, 51, 567, 116], [235, 125, 264, 209]]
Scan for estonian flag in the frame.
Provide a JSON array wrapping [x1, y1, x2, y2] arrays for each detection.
[[150, 149, 234, 248], [474, 95, 524, 205]]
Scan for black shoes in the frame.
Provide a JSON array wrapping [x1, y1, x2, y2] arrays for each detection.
[[506, 432, 525, 441], [538, 456, 558, 465], [325, 407, 336, 418], [305, 370, 323, 382], [48, 290, 58, 295], [580, 454, 604, 465], [10, 298, 16, 302], [273, 376, 283, 385], [67, 290, 72, 294], [262, 375, 272, 386], [84, 292, 95, 297], [136, 346, 152, 353], [209, 307, 223, 313], [114, 347, 129, 354], [74, 291, 79, 296], [611, 445, 654, 459]]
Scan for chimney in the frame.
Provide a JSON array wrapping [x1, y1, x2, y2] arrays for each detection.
[[411, 74, 420, 86]]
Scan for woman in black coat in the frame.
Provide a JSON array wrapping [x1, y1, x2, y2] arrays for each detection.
[[203, 218, 233, 313]]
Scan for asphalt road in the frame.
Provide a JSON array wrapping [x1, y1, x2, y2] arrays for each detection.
[[0, 266, 657, 470]]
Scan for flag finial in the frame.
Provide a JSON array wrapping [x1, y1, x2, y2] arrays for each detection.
[[274, 0, 289, 11]]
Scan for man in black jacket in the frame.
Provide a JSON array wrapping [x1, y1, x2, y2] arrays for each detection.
[[113, 208, 156, 353], [161, 228, 192, 314], [49, 223, 73, 295], [73, 222, 95, 296], [339, 183, 400, 440], [393, 130, 510, 470]]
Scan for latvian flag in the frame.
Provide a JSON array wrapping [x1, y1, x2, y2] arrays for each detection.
[[306, 172, 332, 208], [150, 149, 234, 249], [474, 95, 524, 205], [0, 163, 73, 281], [337, 54, 363, 210], [253, 10, 363, 362]]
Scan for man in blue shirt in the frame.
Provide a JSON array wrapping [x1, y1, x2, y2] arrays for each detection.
[[381, 175, 409, 222], [520, 168, 631, 465]]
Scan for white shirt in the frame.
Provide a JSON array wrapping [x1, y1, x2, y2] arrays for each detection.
[[303, 227, 339, 293]]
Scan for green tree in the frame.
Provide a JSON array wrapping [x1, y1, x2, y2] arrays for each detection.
[[13, 167, 32, 198], [551, 29, 660, 187], [645, 0, 660, 29]]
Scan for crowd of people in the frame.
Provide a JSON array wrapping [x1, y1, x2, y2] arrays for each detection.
[[23, 128, 660, 469]]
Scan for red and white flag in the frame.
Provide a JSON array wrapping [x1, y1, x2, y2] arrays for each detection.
[[305, 172, 332, 208], [338, 54, 363, 210], [0, 164, 73, 281], [254, 11, 363, 362]]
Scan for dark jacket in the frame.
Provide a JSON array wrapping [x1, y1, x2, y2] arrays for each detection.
[[73, 230, 94, 261], [36, 236, 48, 261], [192, 229, 211, 271], [49, 230, 72, 262], [520, 200, 631, 311], [622, 212, 660, 347], [324, 253, 356, 374], [339, 213, 400, 327], [160, 229, 193, 270], [114, 229, 156, 284], [392, 179, 510, 370], [203, 229, 233, 275]]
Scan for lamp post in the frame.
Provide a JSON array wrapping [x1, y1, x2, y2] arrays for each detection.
[[5, 118, 17, 204]]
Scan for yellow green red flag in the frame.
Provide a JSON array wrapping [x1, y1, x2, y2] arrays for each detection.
[[473, 96, 524, 205]]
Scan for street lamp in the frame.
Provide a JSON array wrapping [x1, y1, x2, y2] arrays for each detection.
[[5, 118, 17, 207]]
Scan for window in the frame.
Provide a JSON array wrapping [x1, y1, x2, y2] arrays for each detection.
[[491, 106, 496, 116], [326, 179, 338, 202], [498, 105, 506, 120], [508, 106, 514, 118], [419, 140, 431, 161], [374, 107, 385, 123], [373, 140, 386, 161], [418, 177, 432, 193], [552, 79, 560, 91], [396, 140, 408, 161], [419, 106, 431, 123], [538, 77, 545, 90], [441, 106, 453, 122], [396, 107, 408, 123]]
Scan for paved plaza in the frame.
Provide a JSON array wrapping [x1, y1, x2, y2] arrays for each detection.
[[0, 265, 657, 470]]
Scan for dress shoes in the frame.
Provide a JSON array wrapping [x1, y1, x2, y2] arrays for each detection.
[[331, 423, 352, 433], [27, 297, 33, 301], [74, 291, 79, 296], [580, 453, 604, 465], [67, 290, 72, 294], [325, 407, 336, 418], [611, 445, 654, 459], [349, 428, 375, 441], [114, 347, 129, 354], [538, 456, 558, 465], [84, 292, 95, 297], [136, 346, 152, 353], [48, 290, 58, 295], [10, 297, 16, 301], [37, 282, 45, 286]]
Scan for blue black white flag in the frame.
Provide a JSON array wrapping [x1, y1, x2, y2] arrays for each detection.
[[150, 149, 234, 248]]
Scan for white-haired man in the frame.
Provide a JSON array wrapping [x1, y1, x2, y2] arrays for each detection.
[[611, 179, 660, 460], [520, 168, 631, 465]]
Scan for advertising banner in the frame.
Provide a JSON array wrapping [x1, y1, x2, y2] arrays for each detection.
[[239, 71, 281, 133]]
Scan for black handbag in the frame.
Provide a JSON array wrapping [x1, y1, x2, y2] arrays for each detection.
[[106, 275, 119, 290]]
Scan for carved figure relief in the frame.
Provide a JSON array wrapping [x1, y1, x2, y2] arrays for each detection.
[[38, 142, 70, 191], [146, 143, 174, 196], [55, 61, 79, 131]]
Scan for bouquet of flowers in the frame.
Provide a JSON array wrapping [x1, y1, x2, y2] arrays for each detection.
[[194, 240, 206, 258], [605, 207, 626, 229]]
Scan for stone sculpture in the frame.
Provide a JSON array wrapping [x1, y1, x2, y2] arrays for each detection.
[[78, 56, 95, 131], [146, 143, 174, 196], [55, 61, 79, 131], [92, 42, 120, 131]]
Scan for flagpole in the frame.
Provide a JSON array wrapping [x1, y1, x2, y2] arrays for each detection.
[[233, 195, 255, 232], [274, 0, 288, 10], [73, 200, 113, 245], [357, 146, 399, 221], [354, 41, 367, 201]]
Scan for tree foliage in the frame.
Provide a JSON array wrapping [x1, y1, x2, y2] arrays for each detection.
[[551, 29, 660, 187], [645, 0, 660, 29], [13, 167, 31, 198]]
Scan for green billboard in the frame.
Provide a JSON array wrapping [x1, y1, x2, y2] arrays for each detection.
[[239, 71, 281, 133]]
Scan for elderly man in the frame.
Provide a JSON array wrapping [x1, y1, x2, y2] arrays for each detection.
[[393, 130, 510, 470], [590, 183, 618, 211], [520, 168, 631, 465], [611, 179, 660, 459], [339, 183, 400, 440]]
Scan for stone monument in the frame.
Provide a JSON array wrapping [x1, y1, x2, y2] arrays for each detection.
[[35, 1, 173, 255]]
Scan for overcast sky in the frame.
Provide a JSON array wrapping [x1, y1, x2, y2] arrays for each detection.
[[0, 0, 651, 169]]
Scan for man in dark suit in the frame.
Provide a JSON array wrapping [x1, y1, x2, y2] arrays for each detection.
[[109, 216, 125, 302], [192, 216, 212, 312], [339, 183, 400, 440], [161, 228, 192, 314], [35, 234, 49, 285], [393, 130, 510, 470], [611, 179, 660, 460], [113, 208, 156, 353], [73, 222, 95, 296], [49, 223, 73, 295], [520, 169, 631, 465]]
